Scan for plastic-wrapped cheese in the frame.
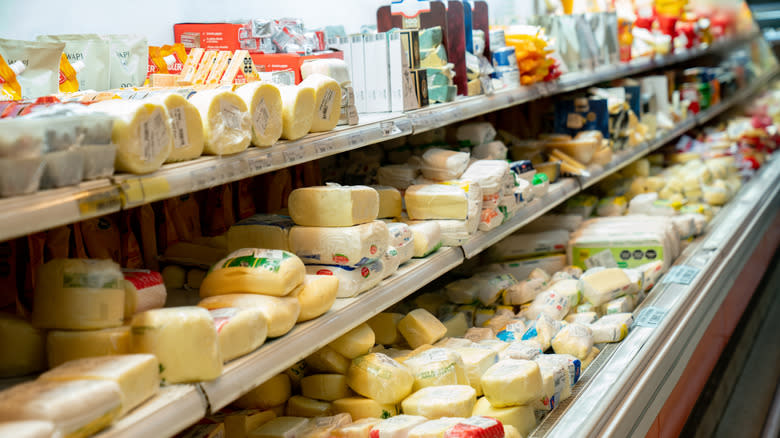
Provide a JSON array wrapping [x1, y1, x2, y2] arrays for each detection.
[[332, 397, 397, 420], [420, 148, 470, 181], [480, 359, 543, 407], [461, 160, 509, 203], [227, 214, 295, 252], [290, 221, 389, 267], [209, 307, 268, 362], [306, 261, 383, 298], [454, 347, 499, 396], [499, 340, 543, 361], [382, 246, 402, 279], [551, 324, 593, 360], [333, 418, 383, 438], [300, 74, 341, 132], [589, 313, 633, 343], [199, 294, 300, 338], [578, 268, 635, 306], [525, 290, 571, 321], [46, 326, 130, 368], [235, 81, 283, 147], [188, 89, 251, 155], [404, 348, 470, 390], [471, 397, 535, 437], [407, 418, 463, 438], [250, 416, 309, 438], [399, 309, 447, 349], [286, 395, 333, 417], [369, 415, 427, 438], [0, 421, 58, 438], [446, 416, 504, 438], [278, 84, 316, 140], [455, 122, 496, 146], [32, 259, 125, 330], [487, 230, 569, 261], [405, 184, 469, 220], [534, 356, 571, 405], [199, 249, 305, 298], [402, 385, 476, 419], [329, 323, 375, 359], [371, 186, 403, 219], [301, 59, 351, 85], [292, 275, 339, 322], [301, 374, 352, 401], [289, 185, 379, 227], [306, 346, 350, 375], [0, 379, 121, 437], [502, 279, 548, 305], [387, 223, 414, 249], [38, 354, 159, 416], [347, 353, 414, 404], [0, 313, 46, 377], [520, 314, 563, 351], [123, 270, 167, 319], [235, 373, 291, 410], [152, 92, 204, 162], [91, 99, 172, 174], [409, 222, 442, 258]]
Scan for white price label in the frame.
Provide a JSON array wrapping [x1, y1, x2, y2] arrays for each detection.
[[248, 153, 273, 173], [348, 132, 366, 147], [191, 165, 219, 190], [380, 120, 401, 136], [315, 138, 336, 155], [283, 145, 305, 163], [633, 307, 667, 328], [661, 265, 700, 285], [219, 160, 248, 182]]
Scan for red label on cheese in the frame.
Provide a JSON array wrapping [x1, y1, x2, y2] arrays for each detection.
[[317, 269, 334, 276], [124, 270, 164, 291]]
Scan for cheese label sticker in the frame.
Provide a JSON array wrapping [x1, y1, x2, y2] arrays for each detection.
[[221, 101, 243, 130], [63, 272, 122, 289], [319, 88, 335, 120], [662, 265, 700, 285], [254, 97, 269, 134], [215, 249, 292, 272], [169, 106, 190, 149], [138, 109, 168, 162]]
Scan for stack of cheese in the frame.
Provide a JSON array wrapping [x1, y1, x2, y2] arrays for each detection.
[[460, 160, 513, 232], [420, 27, 457, 103]]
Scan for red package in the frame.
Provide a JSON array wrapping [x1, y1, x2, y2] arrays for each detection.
[[445, 417, 504, 438]]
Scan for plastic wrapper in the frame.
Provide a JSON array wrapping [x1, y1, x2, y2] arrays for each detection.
[[0, 117, 45, 197], [306, 260, 384, 298]]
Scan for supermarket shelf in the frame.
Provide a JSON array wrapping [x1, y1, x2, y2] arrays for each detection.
[[696, 65, 779, 126], [197, 246, 464, 412], [533, 154, 780, 438]]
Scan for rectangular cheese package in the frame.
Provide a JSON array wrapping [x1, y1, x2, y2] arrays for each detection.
[[290, 221, 389, 267], [289, 185, 379, 227], [306, 260, 384, 298]]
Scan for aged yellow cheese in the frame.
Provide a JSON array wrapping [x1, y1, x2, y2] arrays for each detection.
[[46, 326, 131, 368], [371, 186, 403, 219], [329, 323, 376, 359], [235, 374, 292, 410], [188, 89, 252, 155], [300, 73, 341, 132], [401, 385, 476, 419], [285, 395, 333, 417], [235, 81, 283, 147], [301, 374, 353, 401], [305, 346, 351, 375], [279, 85, 316, 140], [224, 409, 277, 438], [346, 353, 414, 404], [153, 92, 204, 162], [288, 185, 379, 227], [0, 313, 46, 377], [398, 309, 447, 349], [292, 275, 339, 322], [367, 313, 404, 346], [199, 293, 301, 338], [209, 307, 268, 362], [200, 249, 305, 298]]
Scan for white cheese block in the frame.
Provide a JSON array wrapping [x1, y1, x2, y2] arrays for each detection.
[[227, 214, 296, 252], [589, 313, 633, 343], [536, 354, 581, 387], [301, 374, 353, 401], [454, 347, 500, 396], [525, 290, 571, 321], [578, 268, 635, 306], [0, 313, 46, 377], [368, 313, 404, 346], [32, 259, 125, 330], [461, 160, 509, 198], [369, 415, 427, 438], [130, 307, 222, 383], [565, 312, 597, 324], [286, 395, 333, 417], [480, 359, 544, 407], [332, 397, 397, 421], [407, 418, 463, 438], [200, 249, 305, 298], [403, 348, 470, 390], [279, 85, 316, 140], [498, 340, 543, 363], [235, 373, 292, 410], [0, 421, 58, 438], [329, 323, 375, 359], [347, 353, 414, 404], [472, 397, 536, 437], [455, 122, 496, 146], [188, 89, 251, 155], [371, 186, 403, 219], [289, 185, 379, 227], [441, 312, 469, 339], [408, 222, 442, 258], [519, 314, 564, 351], [152, 92, 204, 162], [306, 346, 350, 375], [0, 379, 121, 437], [39, 354, 159, 416], [123, 270, 167, 319], [209, 307, 268, 362], [398, 309, 447, 349], [91, 99, 172, 174], [382, 246, 402, 279], [387, 223, 414, 249], [405, 184, 469, 220], [235, 81, 283, 147], [333, 418, 383, 438], [534, 356, 572, 403], [300, 74, 341, 132], [198, 294, 300, 338], [249, 416, 309, 438], [292, 275, 339, 322], [502, 279, 548, 305], [306, 260, 384, 298], [290, 221, 389, 267], [46, 326, 130, 368], [420, 148, 470, 181]]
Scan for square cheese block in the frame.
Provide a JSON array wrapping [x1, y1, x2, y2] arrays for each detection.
[[578, 268, 635, 306], [328, 323, 376, 359], [332, 396, 397, 420], [0, 313, 46, 378], [130, 307, 222, 383], [209, 307, 268, 362], [235, 81, 283, 147], [369, 415, 427, 438], [285, 395, 333, 417], [227, 215, 296, 252], [551, 324, 594, 360], [403, 347, 470, 390], [300, 74, 342, 132], [46, 326, 130, 368], [480, 359, 544, 407], [367, 313, 404, 346], [200, 249, 306, 298], [278, 85, 315, 140], [301, 374, 353, 401], [420, 148, 470, 181], [453, 347, 499, 397], [235, 374, 292, 410], [199, 294, 301, 338], [347, 353, 414, 404], [472, 397, 536, 437], [188, 89, 252, 155], [398, 309, 447, 349], [401, 385, 476, 419], [291, 275, 339, 322], [39, 354, 159, 416], [290, 221, 389, 267], [370, 186, 403, 219], [288, 185, 379, 227], [249, 416, 310, 438], [405, 184, 469, 220], [589, 313, 633, 343]]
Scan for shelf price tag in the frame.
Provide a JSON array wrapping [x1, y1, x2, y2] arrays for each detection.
[[191, 165, 219, 191], [380, 120, 402, 137], [633, 307, 667, 328], [248, 152, 273, 173], [219, 160, 249, 183], [283, 144, 305, 164], [77, 189, 121, 217], [314, 137, 337, 155], [347, 131, 366, 147], [661, 265, 700, 285]]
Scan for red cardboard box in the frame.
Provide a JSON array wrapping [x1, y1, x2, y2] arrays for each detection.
[[251, 51, 344, 84], [174, 23, 245, 50]]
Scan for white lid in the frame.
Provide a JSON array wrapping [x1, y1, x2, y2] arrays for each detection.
[[9, 60, 25, 75]]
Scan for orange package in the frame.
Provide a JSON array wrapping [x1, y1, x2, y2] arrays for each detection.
[[0, 53, 22, 100]]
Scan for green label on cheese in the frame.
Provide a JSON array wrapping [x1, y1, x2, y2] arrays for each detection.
[[220, 250, 291, 272], [571, 245, 664, 269], [63, 272, 121, 289]]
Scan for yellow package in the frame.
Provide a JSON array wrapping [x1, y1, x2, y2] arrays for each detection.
[[58, 53, 79, 93], [144, 46, 168, 86], [160, 43, 187, 75], [0, 53, 22, 100], [178, 47, 204, 85]]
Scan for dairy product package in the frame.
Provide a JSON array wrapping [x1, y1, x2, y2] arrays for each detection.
[[149, 92, 204, 162], [123, 270, 167, 318], [403, 348, 470, 390], [588, 312, 633, 343], [227, 214, 295, 252], [209, 307, 268, 361], [104, 34, 147, 88], [472, 141, 508, 160], [523, 214, 584, 233], [479, 208, 504, 232], [420, 148, 470, 181], [551, 324, 593, 360], [306, 260, 384, 298], [578, 268, 637, 306], [386, 222, 414, 250], [292, 274, 339, 322], [520, 314, 564, 350], [488, 230, 570, 261], [524, 289, 571, 321], [408, 222, 442, 257], [401, 385, 477, 419], [480, 359, 544, 407], [377, 164, 419, 190], [347, 353, 415, 404], [499, 340, 543, 361], [200, 249, 305, 297], [455, 122, 497, 146], [290, 221, 389, 267], [234, 81, 283, 147], [189, 89, 252, 155], [405, 184, 470, 220], [300, 73, 341, 132], [461, 160, 510, 208], [33, 34, 108, 92], [289, 185, 379, 227], [0, 118, 46, 197]]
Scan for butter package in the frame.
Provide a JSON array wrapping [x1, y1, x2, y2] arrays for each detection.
[[104, 34, 147, 88], [36, 34, 109, 92], [0, 38, 64, 99]]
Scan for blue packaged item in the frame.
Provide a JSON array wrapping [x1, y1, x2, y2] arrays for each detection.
[[554, 98, 610, 139]]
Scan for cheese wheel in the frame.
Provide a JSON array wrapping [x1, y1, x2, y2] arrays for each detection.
[[367, 313, 404, 346], [332, 396, 397, 420], [279, 85, 316, 140], [235, 81, 283, 147], [130, 307, 222, 383], [198, 293, 300, 338], [152, 92, 204, 162], [472, 397, 536, 437], [32, 259, 125, 330], [401, 385, 476, 419], [329, 323, 376, 359], [292, 275, 339, 322], [235, 374, 292, 410], [0, 313, 46, 378], [188, 89, 251, 155], [0, 421, 57, 438], [123, 270, 167, 319], [347, 353, 414, 404], [91, 99, 173, 174], [210, 307, 268, 362], [306, 346, 350, 375], [38, 354, 159, 416], [285, 395, 333, 417], [398, 309, 447, 349], [301, 374, 353, 401], [162, 265, 186, 289], [200, 249, 306, 298], [290, 221, 389, 267], [480, 359, 543, 407], [288, 185, 379, 227], [46, 326, 131, 368], [300, 73, 341, 132]]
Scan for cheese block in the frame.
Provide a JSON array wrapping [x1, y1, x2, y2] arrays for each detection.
[[441, 313, 469, 338], [471, 397, 535, 437], [162, 265, 186, 289], [303, 414, 353, 437], [408, 418, 462, 438], [329, 323, 376, 359], [487, 230, 569, 261], [152, 92, 204, 162], [123, 270, 167, 319], [209, 307, 268, 362], [481, 359, 544, 407], [286, 395, 333, 417], [32, 259, 125, 330], [333, 418, 383, 438], [371, 186, 403, 219], [565, 312, 597, 325], [398, 309, 447, 349], [534, 356, 571, 403], [405, 184, 469, 220], [520, 314, 564, 351], [588, 313, 633, 343], [401, 385, 476, 419], [91, 99, 172, 174], [408, 222, 442, 258], [290, 221, 389, 267], [525, 290, 571, 321], [292, 275, 339, 322], [445, 417, 504, 438], [332, 397, 397, 420], [38, 354, 159, 416], [301, 374, 352, 401], [578, 268, 635, 306], [300, 73, 341, 132], [444, 278, 482, 304], [227, 215, 296, 252], [536, 354, 581, 387], [249, 416, 310, 438], [420, 148, 470, 181], [499, 340, 543, 361], [413, 293, 448, 316], [0, 379, 121, 438], [278, 85, 316, 140], [199, 294, 300, 338], [464, 328, 494, 342], [0, 313, 46, 377], [224, 410, 277, 438], [305, 261, 384, 298], [502, 279, 548, 305], [200, 249, 305, 298], [0, 421, 57, 438], [306, 346, 350, 375], [46, 326, 130, 368], [235, 374, 292, 410], [347, 353, 414, 404], [288, 185, 379, 227], [456, 122, 496, 146], [130, 307, 222, 383], [404, 348, 470, 390], [301, 58, 351, 85], [367, 313, 404, 346], [369, 415, 427, 438], [453, 347, 499, 397], [188, 89, 251, 155], [235, 81, 283, 147]]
